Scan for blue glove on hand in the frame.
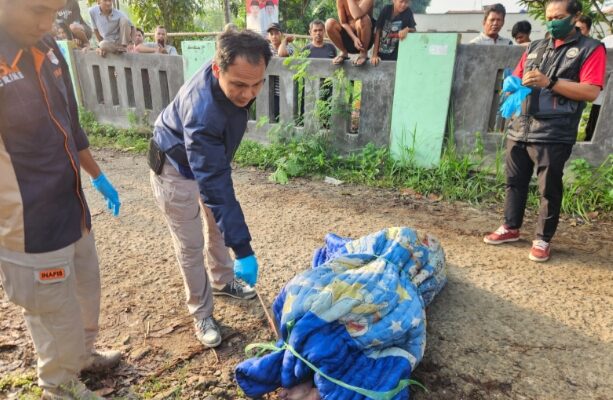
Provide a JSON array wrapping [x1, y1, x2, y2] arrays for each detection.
[[500, 76, 532, 119], [234, 255, 259, 287], [91, 172, 121, 216]]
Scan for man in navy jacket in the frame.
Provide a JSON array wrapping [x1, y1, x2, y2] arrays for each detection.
[[150, 30, 272, 348]]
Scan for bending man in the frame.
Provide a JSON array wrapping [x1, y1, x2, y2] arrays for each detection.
[[149, 30, 272, 348]]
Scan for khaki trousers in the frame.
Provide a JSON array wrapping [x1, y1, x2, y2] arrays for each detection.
[[150, 163, 234, 321], [0, 231, 100, 390], [99, 16, 132, 51]]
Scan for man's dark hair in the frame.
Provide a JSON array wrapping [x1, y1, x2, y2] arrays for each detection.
[[309, 19, 325, 30], [483, 3, 507, 21], [512, 20, 532, 37], [577, 14, 592, 30], [136, 27, 144, 36], [215, 30, 272, 71], [545, 0, 583, 15]]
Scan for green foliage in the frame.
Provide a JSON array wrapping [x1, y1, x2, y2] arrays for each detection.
[[79, 108, 150, 153], [517, 0, 613, 37], [235, 133, 612, 220], [127, 0, 201, 32]]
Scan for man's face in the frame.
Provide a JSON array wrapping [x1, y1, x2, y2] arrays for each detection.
[[514, 32, 530, 44], [213, 56, 266, 108], [0, 0, 66, 46], [268, 29, 281, 47], [310, 24, 324, 45], [155, 28, 167, 44], [393, 0, 410, 14], [545, 2, 578, 29], [575, 21, 590, 36], [98, 0, 113, 14], [135, 31, 144, 45], [484, 11, 505, 37]]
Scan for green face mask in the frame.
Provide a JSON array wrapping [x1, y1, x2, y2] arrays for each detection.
[[546, 15, 575, 39]]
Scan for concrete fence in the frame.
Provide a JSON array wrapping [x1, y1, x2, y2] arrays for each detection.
[[72, 43, 612, 167], [73, 52, 184, 127]]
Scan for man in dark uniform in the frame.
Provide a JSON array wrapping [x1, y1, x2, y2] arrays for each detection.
[[484, 0, 606, 262], [0, 0, 122, 398], [149, 30, 272, 348]]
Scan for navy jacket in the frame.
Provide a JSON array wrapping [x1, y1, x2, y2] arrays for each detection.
[[0, 31, 91, 253], [153, 63, 254, 258]]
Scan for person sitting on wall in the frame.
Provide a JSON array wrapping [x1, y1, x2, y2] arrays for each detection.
[[512, 20, 532, 45], [371, 0, 416, 65], [56, 0, 92, 48], [304, 19, 337, 59], [325, 0, 375, 66], [484, 0, 606, 262], [575, 14, 592, 36], [89, 0, 135, 56], [470, 3, 513, 45], [136, 25, 178, 55]]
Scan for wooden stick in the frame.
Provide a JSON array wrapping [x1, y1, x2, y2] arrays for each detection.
[[256, 291, 281, 339]]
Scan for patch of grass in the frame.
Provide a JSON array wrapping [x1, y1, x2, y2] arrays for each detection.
[[235, 134, 612, 221], [0, 373, 41, 398], [79, 108, 149, 154]]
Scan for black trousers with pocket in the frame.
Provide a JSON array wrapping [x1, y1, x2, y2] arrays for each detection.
[[503, 139, 573, 242]]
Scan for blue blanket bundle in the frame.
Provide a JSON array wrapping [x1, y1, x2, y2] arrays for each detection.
[[236, 227, 447, 399]]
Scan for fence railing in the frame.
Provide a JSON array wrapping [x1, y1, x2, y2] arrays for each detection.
[[72, 42, 613, 167]]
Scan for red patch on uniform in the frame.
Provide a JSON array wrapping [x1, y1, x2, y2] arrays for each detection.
[[53, 68, 62, 78], [39, 268, 66, 281]]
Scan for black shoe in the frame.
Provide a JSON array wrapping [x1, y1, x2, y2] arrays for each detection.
[[213, 279, 256, 300]]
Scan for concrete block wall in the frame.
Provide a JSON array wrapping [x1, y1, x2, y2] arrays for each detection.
[[74, 52, 184, 127], [73, 44, 612, 166], [245, 57, 397, 153], [452, 44, 613, 166]]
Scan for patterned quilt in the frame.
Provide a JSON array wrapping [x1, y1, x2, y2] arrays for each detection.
[[236, 227, 447, 399]]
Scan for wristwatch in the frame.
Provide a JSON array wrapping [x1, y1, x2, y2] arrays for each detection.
[[546, 76, 558, 90]]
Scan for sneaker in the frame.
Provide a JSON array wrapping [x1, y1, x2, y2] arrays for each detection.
[[529, 240, 551, 262], [81, 350, 122, 373], [213, 279, 256, 300], [41, 379, 104, 400], [483, 225, 520, 244], [195, 316, 222, 348]]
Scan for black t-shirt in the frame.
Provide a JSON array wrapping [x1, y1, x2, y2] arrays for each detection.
[[304, 43, 337, 59], [56, 0, 84, 26], [376, 5, 416, 60]]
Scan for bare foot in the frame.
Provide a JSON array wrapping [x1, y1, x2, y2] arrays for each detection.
[[279, 381, 321, 400]]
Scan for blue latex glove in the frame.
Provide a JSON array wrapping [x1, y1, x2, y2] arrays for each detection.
[[91, 172, 121, 216], [234, 255, 259, 286], [500, 75, 532, 119]]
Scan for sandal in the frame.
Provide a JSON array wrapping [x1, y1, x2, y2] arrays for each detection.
[[332, 54, 350, 65], [352, 55, 368, 67]]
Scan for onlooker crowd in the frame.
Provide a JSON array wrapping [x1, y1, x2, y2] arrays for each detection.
[[470, 3, 513, 45], [89, 0, 135, 56], [512, 20, 532, 45], [135, 25, 178, 55]]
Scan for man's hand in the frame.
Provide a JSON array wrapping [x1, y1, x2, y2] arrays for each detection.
[[523, 70, 550, 89], [399, 27, 410, 40], [371, 55, 380, 66], [95, 47, 107, 57], [91, 172, 121, 216], [353, 37, 364, 51], [284, 35, 294, 44], [234, 255, 259, 287], [157, 45, 168, 54]]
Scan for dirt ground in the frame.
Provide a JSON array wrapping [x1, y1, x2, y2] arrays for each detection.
[[1, 149, 612, 400]]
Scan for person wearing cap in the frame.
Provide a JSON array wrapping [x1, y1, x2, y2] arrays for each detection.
[[0, 0, 123, 398], [267, 22, 294, 57]]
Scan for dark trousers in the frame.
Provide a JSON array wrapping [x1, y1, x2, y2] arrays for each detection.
[[504, 139, 573, 242]]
